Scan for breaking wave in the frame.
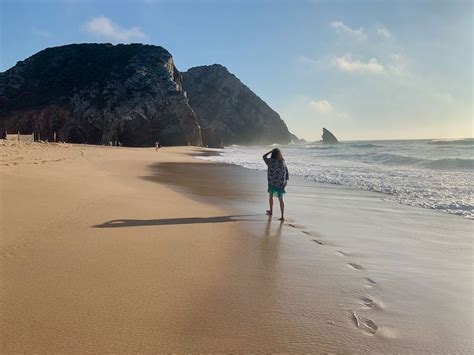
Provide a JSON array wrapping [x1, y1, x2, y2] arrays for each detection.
[[428, 138, 474, 146], [197, 139, 474, 219], [422, 158, 474, 170]]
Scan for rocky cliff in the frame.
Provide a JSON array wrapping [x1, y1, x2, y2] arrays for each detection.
[[0, 43, 201, 146], [182, 64, 292, 146], [321, 127, 339, 144]]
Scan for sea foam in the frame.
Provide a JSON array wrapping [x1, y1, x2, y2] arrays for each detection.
[[198, 139, 474, 219]]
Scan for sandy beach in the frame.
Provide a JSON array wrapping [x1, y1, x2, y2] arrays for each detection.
[[1, 141, 472, 352]]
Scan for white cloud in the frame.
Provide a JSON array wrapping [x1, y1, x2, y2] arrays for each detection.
[[376, 25, 392, 39], [309, 100, 332, 113], [301, 54, 405, 77], [83, 16, 146, 42], [329, 21, 366, 40], [333, 55, 385, 74]]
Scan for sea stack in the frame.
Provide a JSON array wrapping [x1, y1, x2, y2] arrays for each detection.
[[290, 133, 306, 144], [321, 128, 339, 144]]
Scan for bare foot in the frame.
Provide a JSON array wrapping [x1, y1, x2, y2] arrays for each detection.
[[266, 210, 273, 215], [278, 217, 285, 221]]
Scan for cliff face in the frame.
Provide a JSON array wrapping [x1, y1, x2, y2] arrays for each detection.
[[322, 128, 339, 144], [0, 43, 202, 146], [182, 64, 292, 146]]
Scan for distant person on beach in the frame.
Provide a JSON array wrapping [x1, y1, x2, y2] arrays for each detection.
[[263, 148, 289, 221], [155, 141, 161, 150]]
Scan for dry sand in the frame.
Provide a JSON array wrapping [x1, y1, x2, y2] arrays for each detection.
[[1, 141, 472, 353], [1, 142, 270, 352]]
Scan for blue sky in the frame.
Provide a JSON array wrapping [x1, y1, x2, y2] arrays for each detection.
[[1, 0, 472, 140]]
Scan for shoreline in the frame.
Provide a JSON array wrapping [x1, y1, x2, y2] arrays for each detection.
[[150, 155, 473, 353], [1, 142, 472, 352], [198, 142, 474, 220]]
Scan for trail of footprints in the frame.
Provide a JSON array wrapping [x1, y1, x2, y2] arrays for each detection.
[[2, 157, 65, 167], [285, 221, 383, 336]]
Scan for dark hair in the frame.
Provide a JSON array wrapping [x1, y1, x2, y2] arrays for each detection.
[[271, 148, 284, 160]]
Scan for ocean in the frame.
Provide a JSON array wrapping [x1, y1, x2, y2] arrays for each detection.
[[198, 138, 474, 219]]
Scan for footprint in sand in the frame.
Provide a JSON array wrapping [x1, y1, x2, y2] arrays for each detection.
[[352, 312, 378, 334], [347, 262, 365, 270], [361, 296, 384, 310], [365, 277, 377, 286], [337, 250, 350, 257], [301, 230, 328, 244]]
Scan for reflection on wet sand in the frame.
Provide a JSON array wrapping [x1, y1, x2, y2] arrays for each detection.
[[262, 217, 283, 266], [150, 159, 474, 353]]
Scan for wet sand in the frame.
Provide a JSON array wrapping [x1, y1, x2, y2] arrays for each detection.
[[150, 160, 474, 353], [1, 141, 472, 352]]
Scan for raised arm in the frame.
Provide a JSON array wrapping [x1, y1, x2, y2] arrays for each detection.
[[262, 150, 273, 165], [262, 150, 273, 159]]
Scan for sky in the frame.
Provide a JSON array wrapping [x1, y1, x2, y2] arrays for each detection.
[[1, 0, 472, 141]]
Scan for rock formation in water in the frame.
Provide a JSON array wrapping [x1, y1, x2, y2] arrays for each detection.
[[182, 64, 292, 146], [290, 133, 306, 144], [0, 43, 201, 146], [321, 128, 339, 144]]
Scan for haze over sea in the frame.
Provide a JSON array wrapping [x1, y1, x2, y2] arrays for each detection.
[[200, 138, 474, 219]]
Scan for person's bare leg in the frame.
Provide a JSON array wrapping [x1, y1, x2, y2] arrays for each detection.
[[266, 193, 273, 215], [278, 196, 285, 221]]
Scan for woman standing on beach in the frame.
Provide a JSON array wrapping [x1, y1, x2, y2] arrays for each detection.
[[263, 148, 289, 221]]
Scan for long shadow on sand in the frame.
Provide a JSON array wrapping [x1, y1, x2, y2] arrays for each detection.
[[93, 215, 257, 228]]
